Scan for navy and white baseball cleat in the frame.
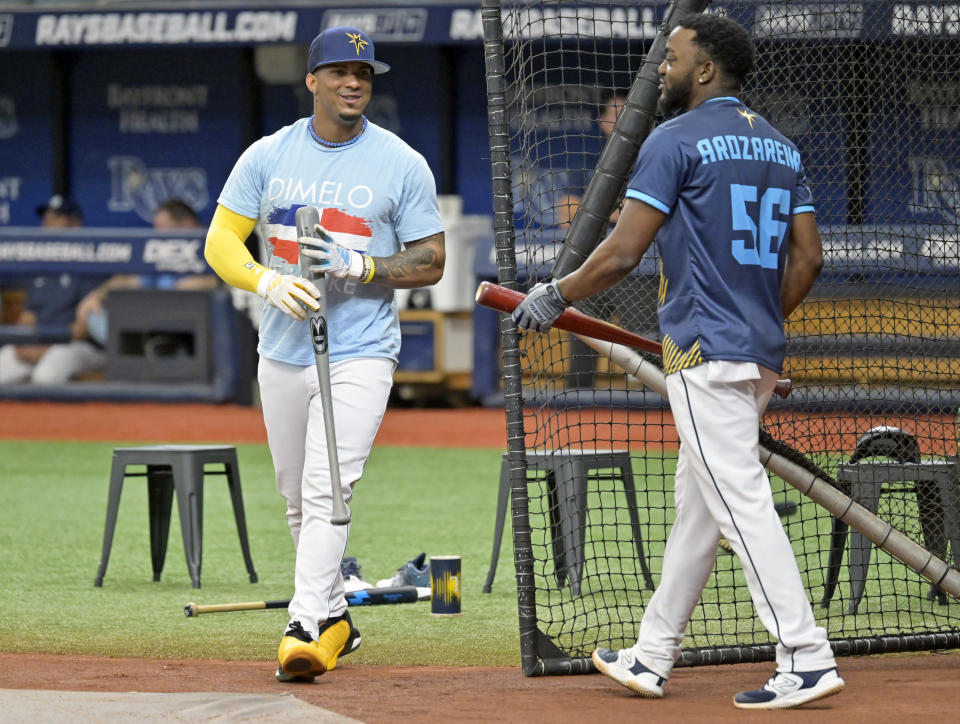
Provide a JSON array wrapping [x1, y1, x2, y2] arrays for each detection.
[[376, 552, 431, 589], [592, 647, 666, 697], [734, 667, 844, 709]]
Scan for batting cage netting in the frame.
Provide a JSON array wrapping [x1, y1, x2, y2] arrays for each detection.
[[481, 0, 960, 675]]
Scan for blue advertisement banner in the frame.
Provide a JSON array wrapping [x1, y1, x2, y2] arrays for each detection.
[[1, 3, 957, 51], [0, 53, 55, 227], [67, 49, 248, 226], [2, 224, 959, 283], [0, 228, 209, 277]]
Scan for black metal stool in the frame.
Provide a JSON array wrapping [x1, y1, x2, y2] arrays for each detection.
[[827, 459, 959, 613], [94, 445, 259, 589], [483, 449, 655, 596], [821, 427, 960, 613]]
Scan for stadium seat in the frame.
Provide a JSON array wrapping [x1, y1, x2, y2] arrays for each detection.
[[483, 449, 655, 596], [94, 445, 258, 589]]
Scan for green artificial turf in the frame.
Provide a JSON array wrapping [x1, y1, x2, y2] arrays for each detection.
[[0, 441, 520, 666], [1, 440, 954, 669]]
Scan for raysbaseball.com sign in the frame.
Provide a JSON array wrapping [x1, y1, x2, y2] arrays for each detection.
[[34, 11, 297, 46]]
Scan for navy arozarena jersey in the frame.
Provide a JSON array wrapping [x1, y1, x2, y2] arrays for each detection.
[[625, 96, 814, 374]]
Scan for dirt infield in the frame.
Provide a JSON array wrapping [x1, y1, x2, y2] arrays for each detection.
[[1, 651, 958, 722], [3, 401, 959, 721], [5, 400, 953, 455], [0, 401, 509, 447]]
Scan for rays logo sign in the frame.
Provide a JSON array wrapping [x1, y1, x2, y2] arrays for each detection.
[[107, 156, 208, 223]]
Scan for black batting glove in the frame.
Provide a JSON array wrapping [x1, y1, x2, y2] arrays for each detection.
[[512, 280, 570, 332]]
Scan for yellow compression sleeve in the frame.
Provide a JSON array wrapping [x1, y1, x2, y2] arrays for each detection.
[[204, 204, 266, 294]]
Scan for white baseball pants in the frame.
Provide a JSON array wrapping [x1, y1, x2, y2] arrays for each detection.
[[633, 360, 835, 677], [259, 355, 395, 640], [0, 341, 105, 384]]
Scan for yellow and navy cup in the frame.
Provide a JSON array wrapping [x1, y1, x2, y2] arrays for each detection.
[[429, 556, 461, 615]]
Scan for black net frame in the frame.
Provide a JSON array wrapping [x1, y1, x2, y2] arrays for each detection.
[[482, 0, 960, 676]]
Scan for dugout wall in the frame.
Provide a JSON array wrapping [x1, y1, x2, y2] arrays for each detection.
[[483, 0, 960, 675]]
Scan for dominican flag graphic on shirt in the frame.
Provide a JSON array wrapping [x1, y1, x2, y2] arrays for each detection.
[[265, 204, 373, 268]]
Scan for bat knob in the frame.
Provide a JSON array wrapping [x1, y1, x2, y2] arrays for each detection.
[[184, 603, 197, 618], [774, 378, 793, 398]]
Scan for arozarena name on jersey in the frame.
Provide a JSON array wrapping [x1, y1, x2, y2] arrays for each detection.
[[696, 135, 801, 172], [267, 177, 373, 210]]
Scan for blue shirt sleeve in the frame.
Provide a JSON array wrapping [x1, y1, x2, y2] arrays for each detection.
[[625, 126, 686, 213], [792, 156, 815, 215]]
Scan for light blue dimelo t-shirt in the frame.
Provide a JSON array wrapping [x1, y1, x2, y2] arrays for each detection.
[[218, 117, 444, 366]]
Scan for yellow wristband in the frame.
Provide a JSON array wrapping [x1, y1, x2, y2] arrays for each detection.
[[360, 255, 375, 284]]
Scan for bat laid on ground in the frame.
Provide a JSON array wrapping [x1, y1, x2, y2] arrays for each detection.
[[296, 205, 351, 526], [575, 333, 960, 603], [475, 281, 793, 398], [184, 586, 426, 617]]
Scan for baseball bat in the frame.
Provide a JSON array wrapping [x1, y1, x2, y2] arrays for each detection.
[[575, 333, 960, 602], [296, 205, 351, 526], [184, 586, 424, 617], [476, 281, 792, 399]]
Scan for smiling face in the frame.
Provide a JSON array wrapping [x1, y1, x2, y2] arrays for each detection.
[[657, 27, 701, 114], [306, 61, 373, 132]]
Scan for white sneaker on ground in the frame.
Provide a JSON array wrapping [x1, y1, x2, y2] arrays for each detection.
[[733, 667, 845, 709], [591, 647, 666, 698], [340, 556, 373, 593]]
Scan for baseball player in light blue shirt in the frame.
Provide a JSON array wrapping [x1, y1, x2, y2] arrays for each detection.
[[205, 26, 445, 681]]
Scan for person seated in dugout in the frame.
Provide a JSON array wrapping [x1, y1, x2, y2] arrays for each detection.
[[74, 198, 220, 348], [0, 196, 110, 385]]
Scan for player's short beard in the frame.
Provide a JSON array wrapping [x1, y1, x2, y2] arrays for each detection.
[[658, 71, 694, 115]]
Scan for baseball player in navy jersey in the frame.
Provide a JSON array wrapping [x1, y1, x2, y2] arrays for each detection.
[[203, 26, 444, 681], [513, 15, 842, 710]]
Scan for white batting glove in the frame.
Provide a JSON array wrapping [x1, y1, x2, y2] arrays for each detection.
[[299, 224, 372, 282], [256, 269, 321, 321]]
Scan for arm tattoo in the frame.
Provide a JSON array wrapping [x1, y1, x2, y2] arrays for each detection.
[[375, 232, 444, 285]]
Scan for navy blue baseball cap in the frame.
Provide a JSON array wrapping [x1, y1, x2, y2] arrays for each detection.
[[308, 26, 390, 75], [35, 194, 83, 220]]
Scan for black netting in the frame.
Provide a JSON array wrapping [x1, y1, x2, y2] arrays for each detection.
[[485, 0, 960, 672]]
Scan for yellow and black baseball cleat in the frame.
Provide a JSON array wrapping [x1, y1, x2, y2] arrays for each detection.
[[276, 620, 325, 682], [316, 610, 361, 671]]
